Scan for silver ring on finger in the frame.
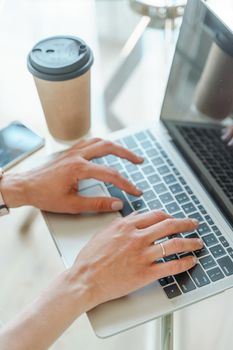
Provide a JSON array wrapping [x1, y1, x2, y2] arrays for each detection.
[[159, 242, 166, 257]]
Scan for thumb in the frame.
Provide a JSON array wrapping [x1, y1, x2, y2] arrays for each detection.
[[71, 195, 124, 213]]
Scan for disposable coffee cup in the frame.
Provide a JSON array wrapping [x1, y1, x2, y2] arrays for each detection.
[[27, 36, 94, 141]]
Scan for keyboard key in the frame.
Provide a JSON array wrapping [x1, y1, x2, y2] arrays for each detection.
[[137, 180, 150, 191], [125, 163, 138, 173], [163, 284, 182, 299], [169, 183, 183, 194], [179, 177, 186, 185], [197, 205, 207, 215], [173, 211, 186, 219], [127, 193, 138, 202], [182, 202, 196, 214], [158, 165, 170, 175], [212, 226, 222, 236], [191, 195, 200, 205], [105, 155, 117, 164], [202, 234, 218, 247], [194, 246, 209, 258], [210, 244, 226, 259], [146, 148, 158, 158], [219, 236, 230, 248], [163, 174, 176, 185], [174, 272, 196, 293], [217, 256, 233, 276], [227, 247, 233, 259], [110, 162, 123, 171], [148, 199, 163, 210], [165, 202, 180, 214], [148, 174, 161, 184], [154, 183, 167, 194], [133, 148, 144, 157], [151, 157, 164, 166], [123, 136, 137, 149], [164, 254, 178, 262], [175, 193, 189, 204], [185, 186, 193, 195], [185, 232, 199, 239], [135, 131, 147, 141], [179, 252, 194, 258], [199, 255, 216, 270], [141, 140, 152, 149], [188, 212, 203, 222], [132, 199, 146, 211], [159, 192, 173, 204], [198, 223, 211, 236], [131, 172, 144, 182], [159, 276, 174, 287], [108, 187, 133, 217], [207, 267, 224, 282], [142, 165, 154, 175], [143, 190, 156, 201], [189, 264, 210, 287], [205, 215, 214, 226]]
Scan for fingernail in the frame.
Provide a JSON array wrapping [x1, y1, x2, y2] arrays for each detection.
[[221, 135, 227, 140], [228, 139, 233, 147], [111, 201, 123, 211], [136, 187, 143, 194], [191, 219, 199, 225], [138, 156, 144, 162], [198, 238, 204, 247], [192, 256, 198, 264]]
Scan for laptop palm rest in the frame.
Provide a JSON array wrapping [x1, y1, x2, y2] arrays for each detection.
[[43, 180, 120, 268]]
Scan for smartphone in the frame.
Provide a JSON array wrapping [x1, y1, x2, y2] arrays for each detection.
[[0, 121, 45, 170]]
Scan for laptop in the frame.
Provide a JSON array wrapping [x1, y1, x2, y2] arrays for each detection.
[[43, 0, 233, 338]]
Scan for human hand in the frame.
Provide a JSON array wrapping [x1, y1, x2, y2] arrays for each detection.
[[221, 126, 233, 146], [0, 138, 143, 213], [71, 211, 202, 307]]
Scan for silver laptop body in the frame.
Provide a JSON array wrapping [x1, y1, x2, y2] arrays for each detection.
[[43, 0, 233, 338]]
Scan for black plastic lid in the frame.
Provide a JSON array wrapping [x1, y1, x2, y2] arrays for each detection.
[[27, 36, 94, 81]]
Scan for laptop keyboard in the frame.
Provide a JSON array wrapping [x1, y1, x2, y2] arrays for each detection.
[[177, 125, 233, 203], [92, 130, 233, 299]]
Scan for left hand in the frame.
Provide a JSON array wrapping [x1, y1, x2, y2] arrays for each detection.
[[0, 138, 143, 213]]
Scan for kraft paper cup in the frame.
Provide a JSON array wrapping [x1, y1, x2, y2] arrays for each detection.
[[27, 36, 94, 141]]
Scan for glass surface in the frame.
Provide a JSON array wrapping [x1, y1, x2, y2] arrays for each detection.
[[161, 0, 233, 123], [0, 122, 43, 167], [160, 0, 233, 223]]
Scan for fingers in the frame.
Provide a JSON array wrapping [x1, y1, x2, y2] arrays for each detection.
[[81, 140, 144, 164], [221, 126, 233, 145], [68, 194, 124, 213], [78, 163, 142, 196], [151, 255, 198, 279], [147, 237, 203, 261], [129, 210, 172, 229], [143, 218, 199, 243]]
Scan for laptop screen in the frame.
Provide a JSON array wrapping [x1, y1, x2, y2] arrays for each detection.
[[160, 0, 233, 222], [161, 0, 233, 124]]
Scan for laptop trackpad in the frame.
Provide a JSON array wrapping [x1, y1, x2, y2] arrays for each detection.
[[44, 182, 120, 268]]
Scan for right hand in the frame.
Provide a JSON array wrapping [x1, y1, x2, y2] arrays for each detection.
[[70, 211, 203, 308], [221, 126, 233, 146]]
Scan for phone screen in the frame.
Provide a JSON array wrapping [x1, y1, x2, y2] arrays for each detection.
[[0, 121, 45, 169]]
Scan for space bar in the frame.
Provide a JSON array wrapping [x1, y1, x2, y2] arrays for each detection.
[[108, 186, 133, 217]]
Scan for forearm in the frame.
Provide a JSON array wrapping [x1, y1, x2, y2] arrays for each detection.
[[0, 269, 95, 350]]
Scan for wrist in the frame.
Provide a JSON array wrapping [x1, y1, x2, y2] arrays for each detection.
[[65, 265, 98, 313], [0, 173, 29, 208]]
